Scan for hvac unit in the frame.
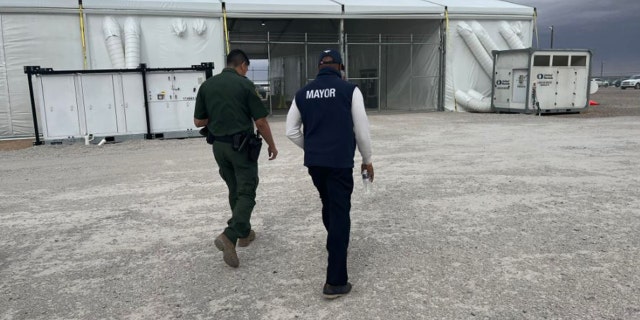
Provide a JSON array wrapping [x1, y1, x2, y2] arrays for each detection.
[[491, 49, 592, 114], [25, 63, 214, 144]]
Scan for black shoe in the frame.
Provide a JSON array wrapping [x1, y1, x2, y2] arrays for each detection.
[[323, 282, 352, 299]]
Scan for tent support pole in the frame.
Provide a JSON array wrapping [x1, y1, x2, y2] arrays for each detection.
[[339, 19, 345, 66]]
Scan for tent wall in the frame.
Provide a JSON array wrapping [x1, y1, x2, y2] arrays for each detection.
[[85, 15, 224, 69], [0, 13, 83, 137]]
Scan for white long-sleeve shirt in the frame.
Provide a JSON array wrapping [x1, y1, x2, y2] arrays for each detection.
[[285, 87, 373, 165]]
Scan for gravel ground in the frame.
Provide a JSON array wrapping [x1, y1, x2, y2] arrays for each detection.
[[0, 88, 639, 319]]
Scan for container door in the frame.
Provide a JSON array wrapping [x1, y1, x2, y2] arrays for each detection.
[[512, 69, 528, 104], [40, 75, 81, 138], [121, 74, 147, 134], [172, 72, 202, 131], [81, 74, 118, 135]]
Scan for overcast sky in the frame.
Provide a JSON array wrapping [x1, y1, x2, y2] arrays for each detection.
[[508, 0, 640, 76]]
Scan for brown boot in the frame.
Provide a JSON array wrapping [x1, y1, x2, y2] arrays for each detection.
[[214, 233, 239, 268], [237, 230, 256, 247]]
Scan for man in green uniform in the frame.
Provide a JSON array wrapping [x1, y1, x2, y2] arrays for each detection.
[[194, 49, 278, 268]]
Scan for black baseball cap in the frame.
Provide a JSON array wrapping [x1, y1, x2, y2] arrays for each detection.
[[318, 49, 343, 65]]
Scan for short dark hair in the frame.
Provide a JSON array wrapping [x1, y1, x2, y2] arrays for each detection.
[[227, 49, 250, 67]]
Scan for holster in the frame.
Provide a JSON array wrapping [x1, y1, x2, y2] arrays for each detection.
[[199, 127, 215, 145], [247, 131, 263, 162], [232, 133, 249, 151]]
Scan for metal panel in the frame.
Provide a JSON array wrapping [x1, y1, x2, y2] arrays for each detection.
[[511, 69, 528, 104], [146, 72, 202, 133], [120, 74, 147, 134], [40, 75, 80, 138], [555, 69, 575, 110], [81, 74, 118, 135]]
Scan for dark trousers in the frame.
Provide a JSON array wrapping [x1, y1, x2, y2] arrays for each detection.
[[308, 166, 353, 286], [212, 142, 258, 244]]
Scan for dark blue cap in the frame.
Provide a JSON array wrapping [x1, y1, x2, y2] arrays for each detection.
[[318, 49, 343, 65]]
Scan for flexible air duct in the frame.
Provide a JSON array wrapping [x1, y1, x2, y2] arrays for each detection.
[[499, 22, 525, 49], [172, 19, 187, 37], [193, 19, 207, 36], [457, 22, 493, 77], [455, 89, 492, 113], [471, 21, 499, 56], [512, 21, 525, 41], [124, 17, 140, 69], [467, 89, 487, 102], [103, 17, 125, 69]]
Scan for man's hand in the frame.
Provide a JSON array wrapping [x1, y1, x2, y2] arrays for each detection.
[[361, 163, 374, 182], [268, 146, 278, 160], [194, 118, 208, 128]]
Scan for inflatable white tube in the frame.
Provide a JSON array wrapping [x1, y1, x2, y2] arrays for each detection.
[[471, 21, 499, 56], [467, 89, 487, 101], [193, 19, 207, 36], [455, 89, 492, 113], [103, 17, 125, 69], [499, 21, 525, 49], [457, 22, 493, 77], [172, 19, 187, 37], [124, 17, 140, 69]]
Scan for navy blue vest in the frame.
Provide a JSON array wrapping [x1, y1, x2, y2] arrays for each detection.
[[295, 68, 357, 168]]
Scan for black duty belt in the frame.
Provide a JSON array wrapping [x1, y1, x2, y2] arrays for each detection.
[[213, 135, 234, 143]]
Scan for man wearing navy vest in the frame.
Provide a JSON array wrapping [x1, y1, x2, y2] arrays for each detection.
[[286, 49, 374, 299]]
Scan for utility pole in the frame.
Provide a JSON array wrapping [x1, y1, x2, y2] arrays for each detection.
[[549, 25, 554, 49], [600, 61, 604, 77]]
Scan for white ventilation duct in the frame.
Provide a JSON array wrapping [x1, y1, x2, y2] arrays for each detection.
[[499, 21, 525, 49], [471, 21, 499, 56], [511, 21, 525, 42], [171, 19, 187, 37], [124, 17, 140, 69], [193, 19, 207, 36], [103, 16, 125, 69], [457, 22, 493, 77], [455, 89, 492, 113]]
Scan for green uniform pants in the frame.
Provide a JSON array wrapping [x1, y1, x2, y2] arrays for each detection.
[[212, 141, 258, 244]]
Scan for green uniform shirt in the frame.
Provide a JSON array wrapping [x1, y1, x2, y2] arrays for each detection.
[[194, 68, 269, 136]]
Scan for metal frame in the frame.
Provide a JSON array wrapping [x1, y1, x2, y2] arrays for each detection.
[[228, 19, 444, 113]]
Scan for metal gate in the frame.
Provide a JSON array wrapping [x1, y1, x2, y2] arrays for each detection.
[[230, 31, 442, 114]]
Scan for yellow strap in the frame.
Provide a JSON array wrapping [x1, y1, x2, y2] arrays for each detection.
[[445, 7, 456, 111], [79, 4, 88, 69], [533, 8, 539, 48], [223, 3, 230, 54]]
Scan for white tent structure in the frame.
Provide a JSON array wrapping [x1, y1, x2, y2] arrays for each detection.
[[0, 0, 534, 138]]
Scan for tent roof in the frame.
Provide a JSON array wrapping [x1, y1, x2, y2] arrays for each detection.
[[0, 0, 78, 9], [0, 0, 534, 17], [425, 0, 533, 16], [221, 0, 342, 16], [336, 0, 442, 16], [82, 0, 221, 13]]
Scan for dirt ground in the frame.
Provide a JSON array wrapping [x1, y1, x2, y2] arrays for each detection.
[[1, 88, 639, 319], [0, 139, 33, 152]]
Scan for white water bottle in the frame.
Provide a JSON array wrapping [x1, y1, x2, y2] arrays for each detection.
[[362, 170, 372, 194]]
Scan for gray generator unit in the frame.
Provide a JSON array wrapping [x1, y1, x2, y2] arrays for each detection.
[[491, 49, 592, 114]]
